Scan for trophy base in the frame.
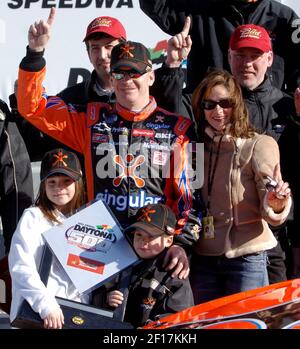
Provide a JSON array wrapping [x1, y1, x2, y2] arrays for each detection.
[[12, 297, 134, 329]]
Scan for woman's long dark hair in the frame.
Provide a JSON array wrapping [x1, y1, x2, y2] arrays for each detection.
[[192, 69, 254, 140]]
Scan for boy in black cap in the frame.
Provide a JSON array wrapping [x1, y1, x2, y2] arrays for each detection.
[[106, 203, 194, 328]]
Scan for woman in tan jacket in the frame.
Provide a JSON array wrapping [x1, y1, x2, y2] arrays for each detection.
[[190, 69, 292, 304]]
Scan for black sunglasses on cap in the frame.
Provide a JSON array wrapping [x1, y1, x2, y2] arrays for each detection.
[[202, 99, 233, 110]]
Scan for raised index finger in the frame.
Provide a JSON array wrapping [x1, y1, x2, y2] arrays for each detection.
[[47, 7, 56, 26], [182, 16, 191, 36], [273, 163, 282, 182]]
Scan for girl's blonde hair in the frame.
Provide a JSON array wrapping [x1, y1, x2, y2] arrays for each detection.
[[192, 69, 254, 140], [35, 177, 85, 224]]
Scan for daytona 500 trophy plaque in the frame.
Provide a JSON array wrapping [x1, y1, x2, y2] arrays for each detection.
[[12, 199, 139, 329]]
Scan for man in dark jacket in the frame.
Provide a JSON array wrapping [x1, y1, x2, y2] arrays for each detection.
[[228, 24, 298, 283], [0, 99, 33, 253], [139, 0, 300, 94], [228, 24, 296, 141]]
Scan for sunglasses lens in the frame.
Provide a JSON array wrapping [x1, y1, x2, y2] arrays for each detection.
[[128, 72, 142, 79], [219, 99, 233, 108], [202, 100, 217, 110], [111, 71, 143, 80], [202, 99, 232, 110], [111, 72, 124, 80]]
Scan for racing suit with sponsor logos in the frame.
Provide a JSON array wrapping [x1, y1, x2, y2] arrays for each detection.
[[17, 50, 201, 249]]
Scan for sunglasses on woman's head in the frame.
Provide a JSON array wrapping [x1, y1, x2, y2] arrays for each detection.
[[202, 99, 233, 110]]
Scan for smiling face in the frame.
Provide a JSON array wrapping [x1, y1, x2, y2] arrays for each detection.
[[203, 85, 233, 131], [112, 69, 155, 110], [45, 175, 76, 213], [229, 47, 273, 90], [192, 69, 251, 139], [133, 229, 173, 259]]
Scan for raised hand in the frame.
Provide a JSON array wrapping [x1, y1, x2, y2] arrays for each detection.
[[166, 16, 192, 67], [266, 163, 291, 213], [295, 87, 300, 116], [28, 7, 56, 52]]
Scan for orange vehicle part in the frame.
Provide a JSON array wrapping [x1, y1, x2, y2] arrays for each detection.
[[142, 279, 300, 329]]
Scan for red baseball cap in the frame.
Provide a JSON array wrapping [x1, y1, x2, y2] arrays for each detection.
[[229, 24, 272, 52], [83, 16, 127, 42]]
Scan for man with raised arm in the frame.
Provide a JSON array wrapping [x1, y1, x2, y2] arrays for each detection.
[[17, 8, 201, 279]]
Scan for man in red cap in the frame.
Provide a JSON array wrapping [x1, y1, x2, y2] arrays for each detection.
[[228, 24, 273, 91], [59, 15, 127, 105], [228, 23, 300, 287], [139, 0, 299, 95], [227, 23, 298, 140], [228, 24, 298, 284]]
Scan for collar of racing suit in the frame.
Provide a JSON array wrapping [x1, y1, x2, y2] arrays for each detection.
[[115, 96, 157, 122]]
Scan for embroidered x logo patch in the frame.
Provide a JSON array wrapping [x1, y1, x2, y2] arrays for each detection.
[[113, 153, 145, 188]]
